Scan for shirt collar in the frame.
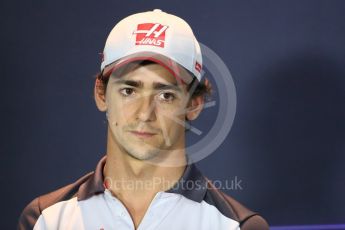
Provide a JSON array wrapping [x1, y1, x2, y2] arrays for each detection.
[[77, 155, 208, 203], [77, 156, 107, 201]]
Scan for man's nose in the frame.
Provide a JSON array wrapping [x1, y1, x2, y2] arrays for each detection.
[[137, 94, 156, 122]]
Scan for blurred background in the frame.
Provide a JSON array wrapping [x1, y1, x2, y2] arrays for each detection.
[[1, 0, 344, 228]]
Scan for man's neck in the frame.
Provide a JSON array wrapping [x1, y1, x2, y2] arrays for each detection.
[[103, 129, 187, 198], [104, 153, 186, 195], [103, 127, 187, 229]]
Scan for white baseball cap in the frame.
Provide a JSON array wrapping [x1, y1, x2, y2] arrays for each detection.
[[100, 9, 203, 84]]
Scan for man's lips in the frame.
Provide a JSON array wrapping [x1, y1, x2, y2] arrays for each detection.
[[129, 131, 157, 138]]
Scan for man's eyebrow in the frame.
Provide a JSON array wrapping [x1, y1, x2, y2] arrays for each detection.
[[153, 82, 182, 92], [113, 79, 143, 88], [113, 79, 182, 92]]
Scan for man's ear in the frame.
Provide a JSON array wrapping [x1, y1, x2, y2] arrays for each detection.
[[94, 78, 107, 112], [186, 95, 204, 121]]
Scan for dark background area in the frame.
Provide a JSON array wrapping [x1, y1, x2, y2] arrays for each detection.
[[1, 0, 344, 228]]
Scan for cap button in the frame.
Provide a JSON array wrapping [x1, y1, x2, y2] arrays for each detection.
[[153, 9, 162, 12]]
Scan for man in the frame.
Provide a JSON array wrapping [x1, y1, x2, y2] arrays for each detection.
[[18, 9, 269, 229]]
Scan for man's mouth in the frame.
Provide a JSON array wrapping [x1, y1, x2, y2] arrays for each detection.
[[129, 131, 157, 138]]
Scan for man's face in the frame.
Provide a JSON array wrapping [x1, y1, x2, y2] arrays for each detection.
[[104, 63, 191, 161]]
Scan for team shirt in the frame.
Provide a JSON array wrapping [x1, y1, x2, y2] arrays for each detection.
[[18, 156, 268, 229]]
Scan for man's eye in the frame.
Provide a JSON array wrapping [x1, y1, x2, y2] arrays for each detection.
[[119, 88, 135, 96], [158, 92, 176, 102]]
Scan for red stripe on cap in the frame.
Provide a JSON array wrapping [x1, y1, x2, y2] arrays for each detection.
[[103, 57, 187, 85]]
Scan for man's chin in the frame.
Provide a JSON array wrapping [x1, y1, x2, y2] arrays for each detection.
[[124, 146, 162, 161]]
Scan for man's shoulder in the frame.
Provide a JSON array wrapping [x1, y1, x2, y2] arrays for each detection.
[[203, 177, 269, 230], [17, 172, 94, 230]]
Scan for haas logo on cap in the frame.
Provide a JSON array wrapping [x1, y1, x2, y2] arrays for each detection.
[[133, 23, 168, 48]]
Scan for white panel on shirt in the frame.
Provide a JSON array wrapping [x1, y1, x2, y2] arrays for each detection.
[[34, 190, 240, 230]]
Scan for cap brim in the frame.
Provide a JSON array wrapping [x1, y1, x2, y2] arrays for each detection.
[[102, 52, 195, 85]]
